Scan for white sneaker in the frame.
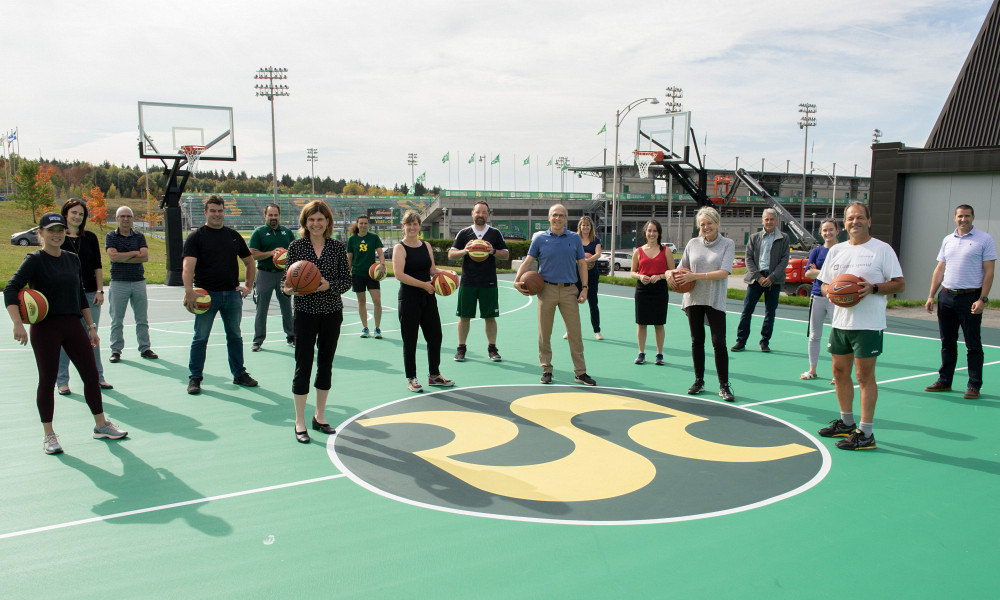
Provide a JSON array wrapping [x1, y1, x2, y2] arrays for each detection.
[[595, 332, 604, 340], [562, 332, 568, 339], [43, 432, 63, 454]]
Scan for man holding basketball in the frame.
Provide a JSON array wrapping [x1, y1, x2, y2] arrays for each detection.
[[249, 203, 296, 352], [816, 201, 904, 450], [449, 201, 508, 362], [923, 204, 995, 399], [514, 203, 596, 386], [182, 195, 258, 394]]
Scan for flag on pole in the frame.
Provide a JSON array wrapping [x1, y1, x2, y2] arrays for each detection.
[[468, 153, 475, 164], [523, 156, 529, 166], [546, 157, 553, 166], [416, 171, 426, 185], [441, 152, 449, 163], [491, 155, 499, 165], [597, 123, 606, 135], [561, 161, 569, 171]]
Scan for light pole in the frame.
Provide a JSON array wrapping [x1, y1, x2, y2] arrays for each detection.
[[555, 157, 570, 192], [664, 86, 683, 239], [798, 102, 816, 224], [611, 96, 660, 260], [255, 66, 289, 203], [408, 153, 418, 192], [811, 164, 838, 221], [306, 148, 318, 195], [872, 128, 883, 144]]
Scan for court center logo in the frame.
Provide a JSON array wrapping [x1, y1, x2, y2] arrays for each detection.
[[330, 386, 829, 525]]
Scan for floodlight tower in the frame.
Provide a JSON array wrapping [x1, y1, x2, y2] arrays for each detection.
[[797, 102, 817, 223], [307, 148, 318, 195], [610, 96, 659, 259], [664, 86, 683, 237], [255, 66, 289, 203], [408, 153, 418, 191], [872, 128, 883, 144]]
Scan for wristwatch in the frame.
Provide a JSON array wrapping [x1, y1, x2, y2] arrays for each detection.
[[872, 284, 879, 294], [981, 296, 989, 303]]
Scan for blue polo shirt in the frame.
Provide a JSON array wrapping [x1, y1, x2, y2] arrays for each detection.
[[528, 229, 585, 283], [105, 228, 147, 281]]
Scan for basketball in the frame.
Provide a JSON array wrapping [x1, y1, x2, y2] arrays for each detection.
[[829, 273, 864, 307], [369, 262, 386, 281], [520, 271, 545, 296], [433, 271, 459, 296], [669, 267, 696, 293], [466, 239, 491, 262], [286, 260, 322, 294], [272, 248, 288, 270], [18, 288, 48, 324], [184, 288, 212, 315]]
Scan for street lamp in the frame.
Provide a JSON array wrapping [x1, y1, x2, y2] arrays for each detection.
[[611, 96, 660, 260], [254, 66, 289, 203], [306, 148, 318, 195], [798, 102, 816, 224], [811, 164, 838, 221]]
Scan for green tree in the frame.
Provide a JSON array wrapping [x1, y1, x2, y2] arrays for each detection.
[[11, 160, 56, 222]]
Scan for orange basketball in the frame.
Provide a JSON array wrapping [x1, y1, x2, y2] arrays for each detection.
[[669, 267, 696, 293], [18, 288, 48, 323], [368, 262, 386, 281], [829, 273, 864, 308], [272, 248, 288, 270], [520, 271, 545, 295], [433, 271, 459, 296], [286, 260, 322, 294], [467, 239, 491, 262], [183, 288, 212, 315]]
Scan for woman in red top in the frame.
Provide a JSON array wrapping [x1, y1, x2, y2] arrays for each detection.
[[630, 219, 675, 365]]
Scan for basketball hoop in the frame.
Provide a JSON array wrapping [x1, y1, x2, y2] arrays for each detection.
[[181, 145, 207, 172], [633, 150, 663, 178]]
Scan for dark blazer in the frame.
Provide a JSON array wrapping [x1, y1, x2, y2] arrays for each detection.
[[743, 228, 790, 284]]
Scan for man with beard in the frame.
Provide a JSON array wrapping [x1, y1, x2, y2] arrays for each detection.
[[249, 203, 296, 351], [448, 201, 508, 362]]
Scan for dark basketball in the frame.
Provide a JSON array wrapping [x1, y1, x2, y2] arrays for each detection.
[[669, 267, 696, 293], [286, 260, 322, 294], [829, 273, 864, 308], [521, 271, 545, 295]]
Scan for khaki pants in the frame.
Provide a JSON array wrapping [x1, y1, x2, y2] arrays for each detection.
[[538, 282, 587, 376]]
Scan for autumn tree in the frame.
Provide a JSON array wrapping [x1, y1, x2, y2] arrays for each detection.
[[145, 192, 163, 229], [84, 185, 108, 230], [11, 160, 56, 222]]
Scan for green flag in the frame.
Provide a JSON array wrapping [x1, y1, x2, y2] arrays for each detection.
[[415, 171, 426, 185], [441, 152, 449, 163], [561, 162, 569, 171], [546, 157, 553, 166], [468, 153, 475, 164], [598, 123, 606, 135], [523, 156, 530, 166], [491, 155, 499, 165]]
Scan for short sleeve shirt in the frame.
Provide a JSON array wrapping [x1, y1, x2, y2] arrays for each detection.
[[453, 225, 507, 287], [528, 229, 585, 283], [818, 237, 903, 331], [936, 227, 998, 290], [249, 224, 295, 271], [182, 225, 251, 291], [346, 232, 384, 276], [105, 228, 148, 281]]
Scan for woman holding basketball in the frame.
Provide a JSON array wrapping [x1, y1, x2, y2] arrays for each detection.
[[281, 201, 352, 444], [393, 210, 454, 393], [56, 199, 112, 395], [801, 219, 840, 380], [630, 219, 675, 365], [4, 212, 127, 455], [670, 207, 737, 402], [346, 215, 386, 339]]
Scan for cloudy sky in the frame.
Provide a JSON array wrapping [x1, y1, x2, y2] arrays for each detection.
[[4, 0, 992, 194]]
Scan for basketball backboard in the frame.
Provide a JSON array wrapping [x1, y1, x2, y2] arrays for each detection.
[[138, 101, 236, 161], [636, 111, 690, 163]]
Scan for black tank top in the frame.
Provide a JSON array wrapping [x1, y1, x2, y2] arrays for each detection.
[[402, 241, 432, 284]]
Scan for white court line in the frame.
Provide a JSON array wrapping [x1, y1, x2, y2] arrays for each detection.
[[0, 474, 346, 541]]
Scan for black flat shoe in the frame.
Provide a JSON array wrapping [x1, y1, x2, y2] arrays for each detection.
[[312, 417, 336, 434], [57, 387, 71, 396], [295, 429, 311, 444], [99, 381, 114, 390]]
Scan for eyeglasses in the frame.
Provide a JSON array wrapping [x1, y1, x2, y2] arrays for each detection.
[[550, 213, 567, 218]]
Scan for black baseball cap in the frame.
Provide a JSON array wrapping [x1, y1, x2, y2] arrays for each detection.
[[39, 213, 67, 230]]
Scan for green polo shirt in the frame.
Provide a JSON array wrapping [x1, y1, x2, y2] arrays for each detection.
[[249, 224, 296, 271]]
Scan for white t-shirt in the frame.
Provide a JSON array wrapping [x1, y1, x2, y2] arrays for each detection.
[[817, 237, 903, 331]]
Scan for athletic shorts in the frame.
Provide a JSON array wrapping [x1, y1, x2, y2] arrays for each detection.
[[455, 286, 500, 319], [827, 328, 883, 357], [352, 273, 381, 293]]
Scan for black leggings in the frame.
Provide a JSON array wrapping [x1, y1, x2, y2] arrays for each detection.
[[574, 276, 601, 333], [685, 305, 729, 384], [292, 310, 343, 395], [398, 287, 443, 379], [30, 314, 103, 422]]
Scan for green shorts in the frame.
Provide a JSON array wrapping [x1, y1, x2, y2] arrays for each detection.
[[456, 286, 500, 319], [827, 328, 883, 357]]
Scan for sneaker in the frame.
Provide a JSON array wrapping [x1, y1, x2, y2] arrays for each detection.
[[374, 328, 382, 339], [187, 378, 202, 395], [287, 337, 296, 347], [360, 327, 370, 338], [634, 353, 646, 365], [687, 379, 705, 395], [730, 343, 745, 352], [818, 418, 855, 438], [923, 380, 951, 392], [251, 343, 262, 352], [109, 352, 121, 363], [428, 374, 455, 387], [574, 373, 597, 386], [540, 372, 553, 384], [562, 332, 568, 339], [595, 332, 604, 340], [407, 378, 423, 393], [233, 373, 259, 387], [835, 429, 877, 450], [719, 382, 736, 402], [43, 432, 63, 455], [93, 420, 128, 440], [655, 353, 665, 366], [487, 345, 502, 362], [454, 345, 467, 362], [140, 349, 159, 359]]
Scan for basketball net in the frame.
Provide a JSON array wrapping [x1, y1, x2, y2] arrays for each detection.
[[181, 145, 207, 173], [633, 150, 663, 178]]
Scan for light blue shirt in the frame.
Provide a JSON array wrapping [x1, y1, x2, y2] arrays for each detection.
[[937, 226, 997, 289], [759, 231, 775, 270], [527, 229, 585, 283]]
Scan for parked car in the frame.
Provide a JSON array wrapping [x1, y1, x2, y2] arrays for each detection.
[[665, 242, 678, 254], [10, 226, 40, 247], [600, 251, 633, 273], [732, 257, 746, 269]]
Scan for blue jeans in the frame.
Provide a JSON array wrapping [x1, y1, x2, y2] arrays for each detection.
[[188, 290, 247, 380], [57, 291, 104, 386], [736, 280, 782, 345]]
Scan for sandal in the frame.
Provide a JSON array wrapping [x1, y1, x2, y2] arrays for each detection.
[[800, 371, 817, 380]]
